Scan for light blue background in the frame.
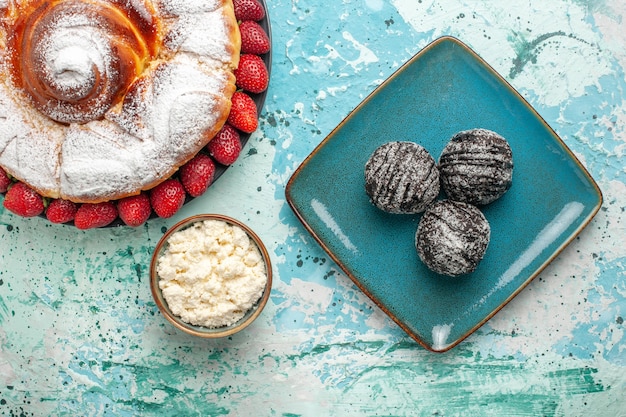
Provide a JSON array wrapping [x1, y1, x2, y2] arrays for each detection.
[[1, 0, 625, 415]]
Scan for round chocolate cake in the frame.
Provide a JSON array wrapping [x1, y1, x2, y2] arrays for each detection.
[[438, 129, 513, 206], [364, 141, 439, 214], [415, 199, 490, 277]]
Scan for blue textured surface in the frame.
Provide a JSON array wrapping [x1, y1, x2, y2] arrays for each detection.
[[1, 0, 625, 415]]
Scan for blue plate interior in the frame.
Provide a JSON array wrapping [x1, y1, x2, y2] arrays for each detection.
[[285, 37, 602, 352]]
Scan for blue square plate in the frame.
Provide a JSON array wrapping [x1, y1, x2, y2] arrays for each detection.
[[285, 37, 602, 352]]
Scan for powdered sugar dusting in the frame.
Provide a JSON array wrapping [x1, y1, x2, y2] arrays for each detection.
[[107, 53, 230, 182], [156, 0, 221, 16], [37, 26, 114, 122], [20, 2, 133, 124], [62, 54, 232, 202], [416, 200, 491, 277], [0, 0, 239, 202], [61, 123, 147, 202], [165, 11, 236, 65], [47, 10, 108, 69], [0, 90, 65, 197], [439, 128, 514, 205]]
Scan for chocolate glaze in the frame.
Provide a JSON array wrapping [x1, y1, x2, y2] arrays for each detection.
[[415, 199, 490, 277], [365, 141, 439, 214], [439, 129, 513, 205]]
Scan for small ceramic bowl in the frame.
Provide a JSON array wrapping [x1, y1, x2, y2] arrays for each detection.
[[150, 214, 272, 338]]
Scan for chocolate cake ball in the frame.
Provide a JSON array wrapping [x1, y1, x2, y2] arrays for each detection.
[[439, 129, 513, 205], [365, 141, 440, 214], [415, 200, 490, 277]]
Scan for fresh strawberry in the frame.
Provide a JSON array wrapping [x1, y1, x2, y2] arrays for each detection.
[[0, 167, 12, 193], [233, 0, 265, 21], [180, 153, 216, 197], [117, 193, 152, 227], [234, 54, 269, 94], [239, 21, 271, 55], [2, 182, 45, 217], [74, 201, 118, 229], [207, 125, 242, 165], [46, 199, 78, 224], [227, 91, 258, 133], [150, 179, 186, 218]]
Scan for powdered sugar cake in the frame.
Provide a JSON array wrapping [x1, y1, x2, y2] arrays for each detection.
[[0, 0, 240, 203]]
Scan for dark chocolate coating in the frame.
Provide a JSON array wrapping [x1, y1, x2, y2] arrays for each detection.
[[365, 141, 439, 214], [439, 129, 513, 205], [415, 200, 490, 277]]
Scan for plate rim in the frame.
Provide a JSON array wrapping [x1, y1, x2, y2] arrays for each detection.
[[285, 35, 603, 352]]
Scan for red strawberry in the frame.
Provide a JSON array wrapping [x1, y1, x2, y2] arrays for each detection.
[[2, 182, 45, 217], [117, 193, 152, 227], [227, 91, 258, 133], [74, 202, 118, 229], [239, 21, 270, 55], [150, 179, 186, 218], [180, 154, 216, 197], [233, 0, 265, 21], [46, 199, 78, 224], [0, 168, 12, 193], [207, 125, 242, 165], [234, 54, 269, 94]]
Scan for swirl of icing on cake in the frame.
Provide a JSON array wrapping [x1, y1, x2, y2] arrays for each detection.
[[0, 0, 240, 203], [8, 0, 161, 124]]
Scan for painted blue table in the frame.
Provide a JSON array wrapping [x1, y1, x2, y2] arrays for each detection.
[[1, 0, 625, 415]]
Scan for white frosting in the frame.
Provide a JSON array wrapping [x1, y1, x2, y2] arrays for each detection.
[[168, 12, 235, 63], [45, 14, 110, 84], [0, 87, 65, 195], [0, 0, 239, 202], [49, 46, 95, 90], [157, 0, 222, 16]]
